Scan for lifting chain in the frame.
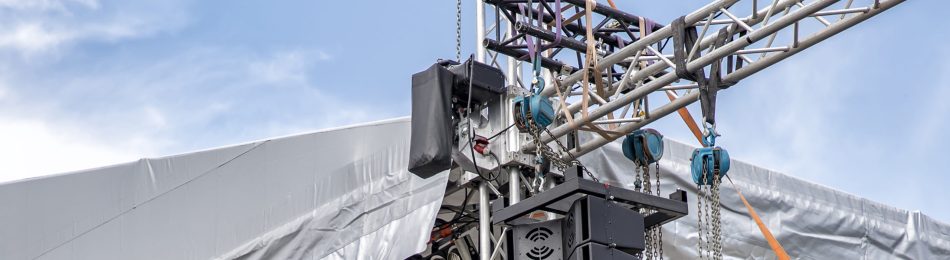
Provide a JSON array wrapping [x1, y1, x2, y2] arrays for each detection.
[[456, 0, 462, 61], [697, 166, 723, 260], [525, 115, 599, 183], [640, 163, 663, 260]]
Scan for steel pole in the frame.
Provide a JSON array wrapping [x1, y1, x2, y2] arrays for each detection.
[[478, 181, 491, 260], [476, 0, 487, 62], [475, 2, 492, 259], [509, 168, 521, 204]]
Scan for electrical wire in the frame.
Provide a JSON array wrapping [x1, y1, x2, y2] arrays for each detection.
[[464, 55, 499, 182]]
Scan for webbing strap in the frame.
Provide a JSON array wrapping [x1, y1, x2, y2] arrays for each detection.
[[579, 0, 596, 119], [727, 176, 790, 260], [671, 16, 704, 83], [701, 28, 733, 125]]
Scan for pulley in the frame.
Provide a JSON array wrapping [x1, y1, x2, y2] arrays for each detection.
[[621, 128, 664, 166], [513, 94, 555, 131], [690, 146, 730, 186]]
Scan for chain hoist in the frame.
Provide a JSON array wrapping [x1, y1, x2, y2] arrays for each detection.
[[622, 128, 665, 259], [691, 125, 730, 260]]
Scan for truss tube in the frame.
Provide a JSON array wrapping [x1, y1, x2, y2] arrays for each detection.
[[555, 0, 802, 103], [540, 0, 740, 97], [555, 0, 803, 117], [516, 22, 600, 55], [558, 0, 663, 32], [526, 0, 832, 151], [561, 0, 904, 159], [484, 39, 579, 73], [486, 0, 630, 48]]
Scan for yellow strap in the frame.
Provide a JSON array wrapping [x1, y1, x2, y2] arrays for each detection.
[[581, 0, 596, 120], [726, 176, 791, 260], [552, 76, 576, 126]]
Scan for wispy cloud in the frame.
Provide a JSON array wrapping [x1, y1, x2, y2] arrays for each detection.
[[0, 46, 376, 183], [0, 0, 188, 56]]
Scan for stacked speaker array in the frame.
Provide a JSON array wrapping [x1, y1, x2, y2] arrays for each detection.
[[513, 196, 646, 260]]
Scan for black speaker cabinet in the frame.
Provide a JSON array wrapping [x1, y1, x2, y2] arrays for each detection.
[[562, 196, 645, 259], [567, 242, 640, 260]]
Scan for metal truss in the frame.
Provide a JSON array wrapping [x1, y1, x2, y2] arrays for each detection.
[[475, 0, 904, 160], [462, 1, 904, 259]]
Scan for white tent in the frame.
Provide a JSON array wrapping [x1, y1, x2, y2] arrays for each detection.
[[1, 117, 948, 259]]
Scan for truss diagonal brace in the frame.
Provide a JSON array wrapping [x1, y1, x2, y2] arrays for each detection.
[[526, 0, 839, 152], [558, 0, 905, 159]]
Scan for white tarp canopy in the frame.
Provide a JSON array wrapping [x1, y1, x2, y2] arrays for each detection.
[[2, 117, 948, 259], [578, 133, 950, 259], [1, 118, 447, 260]]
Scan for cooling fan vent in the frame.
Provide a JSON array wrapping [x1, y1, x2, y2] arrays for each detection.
[[524, 227, 555, 259]]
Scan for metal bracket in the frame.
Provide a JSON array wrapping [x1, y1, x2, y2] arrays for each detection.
[[492, 177, 688, 229]]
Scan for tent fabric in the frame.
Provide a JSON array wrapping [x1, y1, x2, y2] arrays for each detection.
[[2, 116, 949, 259], [0, 117, 447, 260], [578, 133, 950, 259]]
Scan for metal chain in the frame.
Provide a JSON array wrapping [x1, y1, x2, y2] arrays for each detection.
[[456, 0, 462, 61], [712, 172, 723, 260], [524, 116, 601, 183], [697, 168, 709, 260], [655, 163, 664, 259], [697, 165, 723, 260], [643, 166, 654, 260]]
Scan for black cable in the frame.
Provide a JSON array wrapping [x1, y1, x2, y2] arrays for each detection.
[[449, 187, 473, 223], [487, 123, 516, 141], [464, 55, 498, 182]]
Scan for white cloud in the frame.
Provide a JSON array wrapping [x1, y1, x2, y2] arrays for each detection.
[[0, 0, 187, 56], [317, 50, 332, 61], [0, 46, 378, 182], [248, 50, 311, 84], [0, 0, 98, 11], [0, 116, 149, 184]]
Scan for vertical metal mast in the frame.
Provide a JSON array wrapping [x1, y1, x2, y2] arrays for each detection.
[[473, 1, 492, 260]]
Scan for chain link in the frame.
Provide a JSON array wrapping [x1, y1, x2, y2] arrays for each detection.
[[655, 163, 664, 259], [524, 114, 601, 183], [456, 0, 462, 61], [639, 163, 663, 260], [697, 166, 723, 260]]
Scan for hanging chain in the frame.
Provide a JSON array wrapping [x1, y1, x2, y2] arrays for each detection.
[[711, 171, 723, 260], [456, 0, 462, 61], [697, 176, 707, 260], [640, 163, 663, 260], [655, 163, 664, 259], [524, 114, 600, 183], [697, 166, 723, 260]]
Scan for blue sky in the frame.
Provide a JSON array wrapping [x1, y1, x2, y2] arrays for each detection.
[[1, 0, 947, 222]]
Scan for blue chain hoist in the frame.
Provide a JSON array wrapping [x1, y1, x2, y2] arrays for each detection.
[[690, 125, 730, 186], [622, 128, 664, 191]]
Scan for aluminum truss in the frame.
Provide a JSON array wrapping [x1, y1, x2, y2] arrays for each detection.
[[511, 0, 905, 158], [451, 0, 905, 259]]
